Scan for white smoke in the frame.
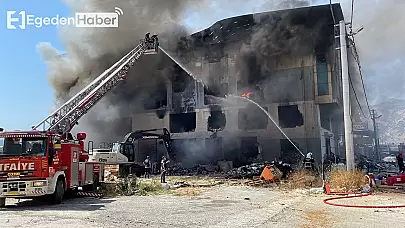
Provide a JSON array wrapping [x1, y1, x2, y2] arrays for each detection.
[[336, 0, 405, 104]]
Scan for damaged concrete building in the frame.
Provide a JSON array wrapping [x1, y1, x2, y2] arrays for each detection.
[[129, 3, 357, 166]]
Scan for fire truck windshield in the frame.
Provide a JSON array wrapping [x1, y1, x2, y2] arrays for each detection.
[[0, 137, 47, 156]]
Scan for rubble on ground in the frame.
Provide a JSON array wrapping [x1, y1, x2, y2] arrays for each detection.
[[225, 163, 266, 179], [168, 164, 219, 176], [168, 162, 268, 179]]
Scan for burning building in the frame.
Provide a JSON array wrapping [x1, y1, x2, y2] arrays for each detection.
[[128, 3, 358, 166]]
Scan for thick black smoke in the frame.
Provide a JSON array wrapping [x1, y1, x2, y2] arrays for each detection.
[[37, 0, 314, 144], [237, 9, 328, 87], [37, 0, 205, 143]]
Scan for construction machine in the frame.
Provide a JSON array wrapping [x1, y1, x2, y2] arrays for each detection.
[[0, 34, 160, 207], [88, 128, 172, 177]]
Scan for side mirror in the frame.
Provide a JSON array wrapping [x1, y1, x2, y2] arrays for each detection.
[[77, 132, 86, 140]]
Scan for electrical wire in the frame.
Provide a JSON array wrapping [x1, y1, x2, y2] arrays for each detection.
[[350, 0, 355, 26], [348, 71, 368, 119], [349, 41, 372, 117], [348, 0, 372, 117]]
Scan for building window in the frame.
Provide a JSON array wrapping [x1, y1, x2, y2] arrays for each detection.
[[278, 105, 304, 128], [316, 54, 329, 96], [238, 104, 268, 130], [204, 83, 228, 105], [170, 112, 196, 133], [208, 106, 226, 131]]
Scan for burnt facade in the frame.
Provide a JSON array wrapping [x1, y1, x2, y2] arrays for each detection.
[[130, 4, 354, 165]]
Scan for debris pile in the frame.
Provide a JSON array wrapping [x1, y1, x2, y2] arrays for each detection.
[[168, 164, 219, 176], [226, 163, 266, 179]]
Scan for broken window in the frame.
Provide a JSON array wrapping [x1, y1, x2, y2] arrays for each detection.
[[208, 105, 226, 131], [238, 104, 268, 130], [278, 105, 304, 128], [172, 65, 193, 93], [204, 83, 228, 104], [143, 83, 167, 110], [316, 54, 329, 96], [169, 112, 196, 133]]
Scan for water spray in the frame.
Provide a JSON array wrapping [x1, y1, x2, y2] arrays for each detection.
[[226, 95, 305, 157], [159, 47, 203, 84], [160, 46, 305, 158]]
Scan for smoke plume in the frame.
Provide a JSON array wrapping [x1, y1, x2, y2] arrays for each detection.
[[37, 0, 313, 142], [339, 0, 405, 104], [37, 0, 326, 165], [37, 0, 207, 143]]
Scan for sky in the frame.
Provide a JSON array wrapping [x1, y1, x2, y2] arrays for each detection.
[[0, 0, 68, 130], [0, 0, 332, 131]]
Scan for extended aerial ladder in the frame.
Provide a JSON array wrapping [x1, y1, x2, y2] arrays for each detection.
[[31, 34, 159, 138]]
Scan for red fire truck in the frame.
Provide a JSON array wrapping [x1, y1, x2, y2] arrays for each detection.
[[0, 34, 159, 207]]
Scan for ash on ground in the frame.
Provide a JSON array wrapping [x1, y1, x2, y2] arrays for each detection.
[[168, 161, 292, 179]]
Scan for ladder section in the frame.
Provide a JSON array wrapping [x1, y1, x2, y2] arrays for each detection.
[[32, 42, 144, 132], [33, 35, 159, 135]]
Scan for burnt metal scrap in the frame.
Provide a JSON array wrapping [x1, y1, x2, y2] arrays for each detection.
[[168, 164, 219, 176], [167, 162, 294, 179], [226, 163, 266, 179]]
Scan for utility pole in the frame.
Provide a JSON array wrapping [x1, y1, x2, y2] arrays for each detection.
[[371, 109, 382, 161], [338, 20, 355, 171]]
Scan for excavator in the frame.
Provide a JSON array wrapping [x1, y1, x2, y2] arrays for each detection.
[[88, 128, 173, 177]]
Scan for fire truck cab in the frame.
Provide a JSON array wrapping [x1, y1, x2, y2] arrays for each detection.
[[0, 130, 104, 207]]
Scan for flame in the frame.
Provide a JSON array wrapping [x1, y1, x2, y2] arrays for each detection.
[[240, 92, 253, 98]]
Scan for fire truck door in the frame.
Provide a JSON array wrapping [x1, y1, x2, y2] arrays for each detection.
[[70, 147, 79, 188]]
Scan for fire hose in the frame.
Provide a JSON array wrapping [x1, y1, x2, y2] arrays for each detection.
[[323, 175, 405, 209]]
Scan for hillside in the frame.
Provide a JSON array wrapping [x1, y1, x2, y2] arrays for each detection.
[[373, 98, 405, 143]]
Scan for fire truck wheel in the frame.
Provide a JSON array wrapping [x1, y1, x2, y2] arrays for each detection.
[[0, 198, 5, 207], [52, 179, 65, 204]]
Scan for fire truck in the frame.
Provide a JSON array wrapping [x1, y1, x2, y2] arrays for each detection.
[[0, 34, 160, 207]]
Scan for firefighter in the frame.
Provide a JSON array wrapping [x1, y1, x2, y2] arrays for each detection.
[[143, 156, 151, 178], [160, 156, 170, 183], [303, 152, 315, 171], [145, 32, 151, 42], [151, 34, 159, 48], [397, 151, 404, 173]]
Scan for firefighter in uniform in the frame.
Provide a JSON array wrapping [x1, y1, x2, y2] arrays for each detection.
[[397, 151, 404, 173], [160, 156, 169, 183], [143, 156, 151, 178]]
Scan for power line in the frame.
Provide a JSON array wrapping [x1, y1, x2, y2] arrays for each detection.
[[348, 0, 372, 117], [348, 70, 369, 119], [350, 0, 355, 26], [349, 45, 372, 116]]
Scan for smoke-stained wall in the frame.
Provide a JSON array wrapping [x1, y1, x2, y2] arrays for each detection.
[[37, 1, 350, 165], [164, 4, 345, 164]]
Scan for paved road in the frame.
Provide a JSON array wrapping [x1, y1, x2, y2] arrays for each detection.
[[1, 186, 405, 228]]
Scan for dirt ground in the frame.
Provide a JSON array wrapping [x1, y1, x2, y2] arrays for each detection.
[[1, 185, 405, 228]]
